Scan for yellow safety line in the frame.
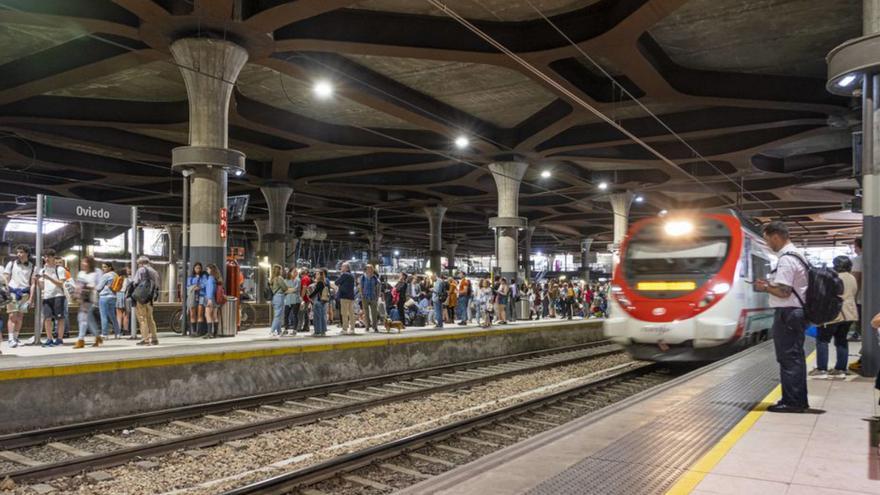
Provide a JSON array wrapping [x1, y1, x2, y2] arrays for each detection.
[[665, 351, 816, 495], [0, 322, 597, 382]]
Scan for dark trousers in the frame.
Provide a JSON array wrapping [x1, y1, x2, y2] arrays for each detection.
[[817, 321, 849, 371], [285, 303, 300, 330], [772, 308, 809, 408]]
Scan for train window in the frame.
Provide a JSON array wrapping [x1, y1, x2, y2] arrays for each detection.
[[751, 255, 771, 281], [622, 217, 731, 298]]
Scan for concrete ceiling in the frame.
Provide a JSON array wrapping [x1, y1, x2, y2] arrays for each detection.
[[0, 0, 865, 253]]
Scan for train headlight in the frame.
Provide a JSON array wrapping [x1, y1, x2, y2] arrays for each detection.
[[711, 283, 731, 294], [663, 219, 694, 237]]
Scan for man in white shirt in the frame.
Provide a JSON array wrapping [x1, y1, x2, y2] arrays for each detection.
[[38, 249, 68, 347], [755, 221, 810, 413], [3, 245, 35, 349]]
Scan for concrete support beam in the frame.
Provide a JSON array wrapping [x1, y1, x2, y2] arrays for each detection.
[[446, 242, 458, 275], [170, 38, 248, 271], [424, 206, 447, 273], [260, 184, 292, 268], [166, 225, 181, 303], [581, 237, 594, 281], [366, 232, 383, 267], [489, 162, 528, 281], [522, 225, 536, 281]]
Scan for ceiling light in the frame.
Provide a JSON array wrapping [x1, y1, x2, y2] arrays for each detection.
[[540, 170, 551, 178], [313, 80, 333, 99], [634, 195, 644, 203], [348, 230, 355, 235], [233, 169, 244, 177], [837, 74, 857, 87], [454, 136, 469, 149], [394, 250, 400, 256], [598, 182, 608, 190]]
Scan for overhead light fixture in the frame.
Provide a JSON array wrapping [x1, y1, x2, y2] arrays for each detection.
[[598, 182, 608, 190], [348, 230, 355, 235], [837, 74, 857, 87], [394, 250, 400, 256], [634, 195, 644, 203], [454, 136, 470, 149], [540, 170, 551, 178], [313, 80, 333, 99], [233, 169, 244, 177]]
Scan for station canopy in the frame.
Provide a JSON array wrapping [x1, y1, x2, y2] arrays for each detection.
[[0, 0, 863, 251]]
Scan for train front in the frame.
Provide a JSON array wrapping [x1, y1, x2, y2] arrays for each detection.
[[604, 213, 744, 362]]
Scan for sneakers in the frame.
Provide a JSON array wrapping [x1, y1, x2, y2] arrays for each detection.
[[54, 338, 63, 346], [808, 368, 828, 379], [829, 369, 848, 379], [7, 339, 15, 349], [42, 339, 55, 348]]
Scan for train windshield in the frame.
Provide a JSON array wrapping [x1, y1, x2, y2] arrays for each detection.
[[622, 217, 732, 298]]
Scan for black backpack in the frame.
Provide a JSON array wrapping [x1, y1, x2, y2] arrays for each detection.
[[132, 276, 154, 305], [780, 253, 843, 325]]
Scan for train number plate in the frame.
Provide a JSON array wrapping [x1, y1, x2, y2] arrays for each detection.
[[642, 325, 671, 335]]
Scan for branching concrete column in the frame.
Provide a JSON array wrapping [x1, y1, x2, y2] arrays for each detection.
[[446, 242, 458, 275], [254, 219, 269, 303], [522, 225, 536, 281], [171, 38, 248, 271], [581, 237, 594, 281], [489, 162, 528, 281], [424, 206, 447, 273], [608, 192, 634, 270], [260, 184, 292, 268], [366, 232, 383, 267], [166, 225, 182, 303]]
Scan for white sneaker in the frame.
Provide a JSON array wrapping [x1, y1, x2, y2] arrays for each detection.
[[808, 368, 828, 379], [8, 340, 17, 349]]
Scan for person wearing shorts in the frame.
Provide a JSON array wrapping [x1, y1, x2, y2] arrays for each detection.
[[39, 249, 67, 347], [3, 245, 35, 350]]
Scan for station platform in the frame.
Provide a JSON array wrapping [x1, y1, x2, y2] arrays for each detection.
[[401, 341, 880, 495], [0, 317, 603, 434]]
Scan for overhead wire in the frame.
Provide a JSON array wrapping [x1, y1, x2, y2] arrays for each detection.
[[430, 0, 810, 232]]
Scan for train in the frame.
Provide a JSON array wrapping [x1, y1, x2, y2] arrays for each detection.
[[603, 210, 774, 362]]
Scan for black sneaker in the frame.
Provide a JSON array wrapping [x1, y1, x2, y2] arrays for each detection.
[[767, 403, 806, 413]]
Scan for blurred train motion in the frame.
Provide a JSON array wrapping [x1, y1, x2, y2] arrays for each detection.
[[604, 210, 774, 362]]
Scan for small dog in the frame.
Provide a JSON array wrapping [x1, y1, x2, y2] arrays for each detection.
[[384, 318, 405, 333]]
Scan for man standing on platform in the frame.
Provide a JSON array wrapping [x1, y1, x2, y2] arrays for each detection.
[[337, 262, 355, 335], [360, 265, 380, 333], [755, 221, 810, 413], [456, 271, 470, 326]]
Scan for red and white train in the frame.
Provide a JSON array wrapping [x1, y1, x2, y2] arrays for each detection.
[[604, 210, 774, 362]]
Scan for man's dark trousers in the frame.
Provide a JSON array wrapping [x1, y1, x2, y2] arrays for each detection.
[[772, 307, 809, 408]]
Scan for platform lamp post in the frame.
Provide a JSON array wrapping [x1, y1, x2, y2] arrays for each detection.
[[827, 31, 880, 378]]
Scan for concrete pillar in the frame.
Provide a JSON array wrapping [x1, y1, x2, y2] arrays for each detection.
[[260, 184, 292, 268], [489, 162, 528, 281], [171, 38, 248, 272], [522, 225, 536, 281], [581, 237, 594, 281], [424, 206, 447, 273], [0, 217, 8, 241], [254, 219, 269, 304], [609, 192, 634, 271], [166, 225, 181, 303], [446, 242, 458, 275], [366, 232, 383, 267]]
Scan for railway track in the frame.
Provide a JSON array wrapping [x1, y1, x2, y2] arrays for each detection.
[[0, 341, 622, 484], [220, 363, 678, 495]]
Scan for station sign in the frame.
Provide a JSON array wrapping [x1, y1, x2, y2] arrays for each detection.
[[219, 207, 228, 239], [43, 196, 132, 227]]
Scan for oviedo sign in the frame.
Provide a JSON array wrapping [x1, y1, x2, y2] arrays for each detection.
[[43, 196, 133, 227]]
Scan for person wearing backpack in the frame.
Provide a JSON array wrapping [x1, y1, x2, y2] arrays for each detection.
[[432, 274, 446, 328], [203, 264, 226, 338], [96, 261, 120, 341], [131, 256, 161, 346], [3, 245, 35, 349], [809, 256, 858, 379], [755, 221, 811, 413]]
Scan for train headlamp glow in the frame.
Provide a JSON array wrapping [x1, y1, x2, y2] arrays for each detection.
[[637, 281, 696, 291], [711, 282, 731, 294], [663, 219, 694, 237]]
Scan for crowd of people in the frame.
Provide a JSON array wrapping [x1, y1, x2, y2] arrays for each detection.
[[0, 244, 161, 353], [262, 261, 609, 338]]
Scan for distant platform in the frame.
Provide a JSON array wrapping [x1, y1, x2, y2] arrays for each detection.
[[0, 318, 604, 433]]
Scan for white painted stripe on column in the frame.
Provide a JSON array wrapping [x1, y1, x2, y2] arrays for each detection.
[[865, 174, 880, 216], [189, 223, 223, 247]]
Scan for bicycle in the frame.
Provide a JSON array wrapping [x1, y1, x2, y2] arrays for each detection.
[[169, 302, 258, 334]]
